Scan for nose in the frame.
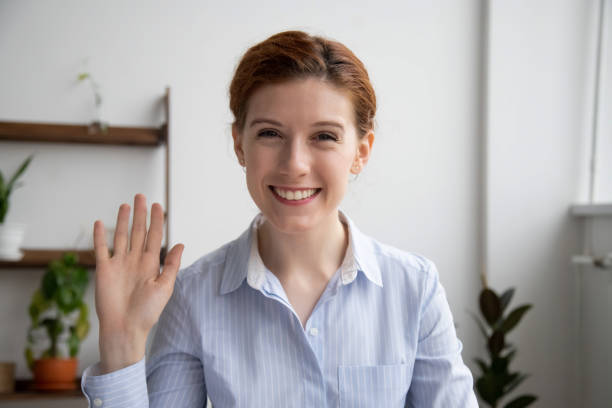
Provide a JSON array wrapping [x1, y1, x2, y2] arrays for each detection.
[[278, 137, 310, 177]]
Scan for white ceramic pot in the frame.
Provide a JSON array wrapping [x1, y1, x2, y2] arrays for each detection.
[[0, 222, 26, 261]]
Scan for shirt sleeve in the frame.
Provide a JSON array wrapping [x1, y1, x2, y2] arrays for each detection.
[[405, 260, 479, 407], [81, 275, 207, 407]]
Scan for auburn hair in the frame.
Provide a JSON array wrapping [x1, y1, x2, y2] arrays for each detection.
[[229, 30, 376, 138]]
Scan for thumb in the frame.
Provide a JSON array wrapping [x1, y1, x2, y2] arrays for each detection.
[[156, 243, 185, 289]]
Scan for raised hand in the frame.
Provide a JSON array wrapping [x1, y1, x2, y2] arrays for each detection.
[[92, 194, 184, 373]]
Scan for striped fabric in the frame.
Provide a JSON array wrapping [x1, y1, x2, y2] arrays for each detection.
[[81, 209, 478, 407]]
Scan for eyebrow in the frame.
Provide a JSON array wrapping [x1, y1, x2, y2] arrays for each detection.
[[248, 118, 345, 130]]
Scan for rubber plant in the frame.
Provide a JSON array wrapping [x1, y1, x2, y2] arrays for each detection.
[[471, 286, 537, 408], [24, 252, 90, 370]]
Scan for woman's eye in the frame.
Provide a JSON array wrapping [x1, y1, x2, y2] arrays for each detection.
[[258, 129, 280, 138], [316, 133, 338, 142]]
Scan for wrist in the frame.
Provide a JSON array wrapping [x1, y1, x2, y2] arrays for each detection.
[[98, 329, 147, 374]]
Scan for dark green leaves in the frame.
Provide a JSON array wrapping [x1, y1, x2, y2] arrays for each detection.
[[504, 395, 537, 408], [499, 305, 532, 334], [480, 289, 502, 326], [499, 288, 515, 312], [472, 286, 536, 407]]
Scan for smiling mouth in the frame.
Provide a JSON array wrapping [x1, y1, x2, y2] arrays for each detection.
[[269, 186, 322, 201]]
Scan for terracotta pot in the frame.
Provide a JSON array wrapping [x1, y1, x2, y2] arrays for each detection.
[[33, 357, 78, 390]]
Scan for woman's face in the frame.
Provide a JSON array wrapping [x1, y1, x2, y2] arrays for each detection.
[[232, 77, 374, 234]]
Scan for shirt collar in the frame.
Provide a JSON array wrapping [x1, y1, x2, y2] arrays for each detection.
[[219, 209, 383, 295]]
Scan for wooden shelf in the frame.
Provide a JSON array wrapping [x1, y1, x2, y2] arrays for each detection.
[[0, 88, 172, 269], [0, 247, 168, 269], [0, 378, 84, 401], [0, 121, 167, 146]]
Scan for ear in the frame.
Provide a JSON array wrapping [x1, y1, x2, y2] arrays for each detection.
[[232, 124, 246, 166], [351, 131, 374, 174]]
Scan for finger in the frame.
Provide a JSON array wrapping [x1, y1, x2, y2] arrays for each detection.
[[156, 243, 184, 288], [145, 203, 163, 255], [93, 220, 110, 262], [113, 203, 131, 256], [129, 194, 147, 253]]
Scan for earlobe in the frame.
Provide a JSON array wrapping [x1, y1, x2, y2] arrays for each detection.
[[232, 124, 245, 165]]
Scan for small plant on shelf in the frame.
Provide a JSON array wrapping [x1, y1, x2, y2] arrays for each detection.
[[0, 155, 34, 261], [0, 155, 33, 224], [24, 252, 90, 390], [77, 71, 108, 134], [471, 286, 537, 408]]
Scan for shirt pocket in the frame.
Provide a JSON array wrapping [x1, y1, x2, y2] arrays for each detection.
[[338, 363, 410, 407]]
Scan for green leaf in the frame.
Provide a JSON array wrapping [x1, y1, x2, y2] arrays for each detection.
[[63, 252, 78, 266], [476, 374, 504, 406], [500, 305, 532, 334], [499, 287, 515, 312], [6, 155, 33, 195], [29, 288, 51, 324], [24, 347, 34, 371], [488, 330, 505, 356], [480, 288, 502, 326], [41, 270, 58, 299], [75, 319, 90, 340], [473, 358, 488, 374], [68, 331, 80, 357], [56, 287, 76, 313], [0, 200, 7, 223], [77, 301, 89, 324], [78, 72, 90, 80], [504, 373, 529, 395], [503, 395, 537, 408], [491, 355, 510, 374]]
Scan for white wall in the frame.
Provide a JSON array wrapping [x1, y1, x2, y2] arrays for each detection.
[[487, 0, 598, 406], [0, 0, 483, 402], [4, 1, 603, 407]]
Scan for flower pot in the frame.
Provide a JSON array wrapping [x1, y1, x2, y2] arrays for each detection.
[[0, 362, 15, 393], [33, 357, 78, 390], [0, 222, 26, 261]]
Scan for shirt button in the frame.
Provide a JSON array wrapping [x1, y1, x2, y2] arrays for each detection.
[[309, 327, 319, 336], [93, 398, 103, 406]]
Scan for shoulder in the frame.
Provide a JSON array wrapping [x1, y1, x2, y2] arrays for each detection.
[[356, 231, 439, 299], [372, 238, 433, 274]]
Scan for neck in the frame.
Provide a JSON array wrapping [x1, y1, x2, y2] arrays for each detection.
[[257, 211, 348, 284]]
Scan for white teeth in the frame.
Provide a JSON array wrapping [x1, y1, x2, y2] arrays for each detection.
[[273, 187, 318, 201]]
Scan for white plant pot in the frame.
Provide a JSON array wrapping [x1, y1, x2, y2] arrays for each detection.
[[0, 222, 26, 261]]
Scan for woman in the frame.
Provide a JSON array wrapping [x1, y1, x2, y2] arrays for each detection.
[[82, 31, 478, 407]]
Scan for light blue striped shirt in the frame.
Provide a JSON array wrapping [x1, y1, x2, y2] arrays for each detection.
[[81, 210, 478, 407]]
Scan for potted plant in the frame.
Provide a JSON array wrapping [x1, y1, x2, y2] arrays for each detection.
[[0, 154, 34, 261], [24, 252, 90, 390], [77, 71, 108, 134], [471, 286, 537, 407]]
